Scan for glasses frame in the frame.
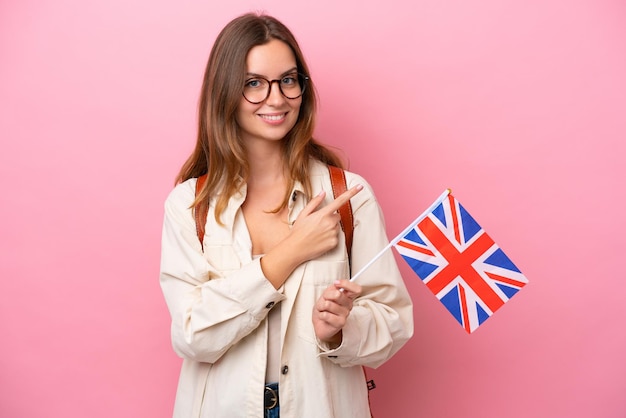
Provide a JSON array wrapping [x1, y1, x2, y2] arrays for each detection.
[[242, 73, 309, 104]]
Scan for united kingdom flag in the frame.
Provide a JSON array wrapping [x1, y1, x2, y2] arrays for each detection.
[[395, 192, 528, 333]]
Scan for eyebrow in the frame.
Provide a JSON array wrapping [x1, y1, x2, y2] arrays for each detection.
[[245, 67, 298, 79]]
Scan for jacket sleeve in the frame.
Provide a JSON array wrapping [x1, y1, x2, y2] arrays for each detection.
[[159, 181, 284, 364], [318, 174, 414, 368]]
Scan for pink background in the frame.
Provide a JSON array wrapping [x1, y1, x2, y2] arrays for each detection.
[[1, 0, 625, 417]]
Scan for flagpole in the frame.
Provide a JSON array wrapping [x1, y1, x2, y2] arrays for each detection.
[[350, 189, 451, 282]]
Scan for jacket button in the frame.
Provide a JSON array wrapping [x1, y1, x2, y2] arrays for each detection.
[[291, 191, 297, 202], [281, 365, 289, 375], [265, 302, 275, 309]]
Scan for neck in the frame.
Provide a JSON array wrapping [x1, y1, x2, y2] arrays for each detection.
[[246, 142, 287, 188]]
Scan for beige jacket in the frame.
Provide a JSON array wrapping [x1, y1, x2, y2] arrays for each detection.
[[160, 161, 414, 418]]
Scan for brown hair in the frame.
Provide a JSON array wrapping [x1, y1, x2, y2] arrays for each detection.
[[176, 13, 344, 224]]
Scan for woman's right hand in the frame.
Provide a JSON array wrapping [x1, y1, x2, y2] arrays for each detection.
[[260, 184, 362, 288], [289, 185, 363, 262]]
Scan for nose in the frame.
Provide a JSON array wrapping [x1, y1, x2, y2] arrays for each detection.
[[265, 80, 286, 105]]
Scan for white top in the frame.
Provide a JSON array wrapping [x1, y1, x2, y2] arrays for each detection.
[[252, 254, 281, 384]]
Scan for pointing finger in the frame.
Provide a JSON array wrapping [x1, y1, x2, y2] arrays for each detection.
[[298, 190, 327, 217], [323, 185, 363, 214]]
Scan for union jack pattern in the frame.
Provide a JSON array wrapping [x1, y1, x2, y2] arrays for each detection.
[[395, 193, 528, 333]]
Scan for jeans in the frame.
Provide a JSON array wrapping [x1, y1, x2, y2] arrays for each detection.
[[264, 405, 280, 418]]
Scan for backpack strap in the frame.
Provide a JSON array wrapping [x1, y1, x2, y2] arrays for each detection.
[[328, 165, 353, 265]]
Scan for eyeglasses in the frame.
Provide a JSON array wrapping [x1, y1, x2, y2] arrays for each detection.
[[242, 73, 309, 104]]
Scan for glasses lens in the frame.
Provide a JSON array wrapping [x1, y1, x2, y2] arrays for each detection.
[[243, 78, 269, 104], [280, 74, 305, 99]]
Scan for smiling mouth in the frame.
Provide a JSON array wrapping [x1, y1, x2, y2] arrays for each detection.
[[259, 113, 287, 121]]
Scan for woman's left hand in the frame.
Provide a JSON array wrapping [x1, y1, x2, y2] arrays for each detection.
[[312, 279, 362, 345]]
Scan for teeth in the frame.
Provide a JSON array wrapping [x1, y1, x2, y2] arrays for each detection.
[[260, 114, 285, 121]]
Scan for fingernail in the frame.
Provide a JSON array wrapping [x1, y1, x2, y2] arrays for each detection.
[[356, 184, 363, 191]]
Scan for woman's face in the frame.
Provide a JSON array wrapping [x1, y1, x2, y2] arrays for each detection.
[[236, 39, 302, 147]]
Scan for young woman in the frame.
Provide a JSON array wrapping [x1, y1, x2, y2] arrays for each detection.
[[160, 13, 413, 418]]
